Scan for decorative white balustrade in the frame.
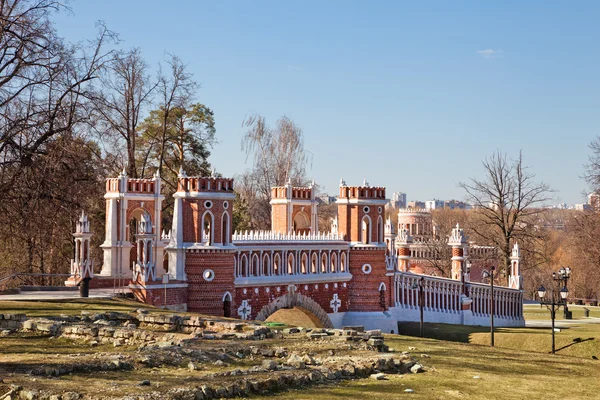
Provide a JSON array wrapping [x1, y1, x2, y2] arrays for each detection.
[[393, 273, 462, 314], [70, 259, 94, 279], [234, 247, 350, 281], [232, 230, 344, 242], [385, 254, 398, 271], [161, 230, 172, 241], [132, 261, 157, 283], [393, 272, 523, 320], [467, 282, 523, 319]]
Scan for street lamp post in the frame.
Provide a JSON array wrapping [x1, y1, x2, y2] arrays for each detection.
[[553, 267, 572, 319], [412, 277, 425, 337], [482, 266, 496, 347], [538, 284, 569, 354]]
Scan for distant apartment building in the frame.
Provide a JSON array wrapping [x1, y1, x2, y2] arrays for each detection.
[[425, 199, 444, 210], [588, 193, 600, 212], [575, 203, 592, 211], [407, 200, 426, 209], [388, 192, 407, 209], [317, 195, 337, 205], [443, 200, 470, 210]]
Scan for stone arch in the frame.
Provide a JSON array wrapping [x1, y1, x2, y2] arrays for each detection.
[[251, 253, 260, 276], [311, 253, 318, 274], [262, 253, 270, 276], [377, 215, 384, 243], [340, 252, 347, 272], [223, 291, 232, 317], [201, 210, 214, 245], [321, 253, 328, 273], [287, 253, 295, 275], [330, 252, 337, 273], [361, 215, 372, 244], [240, 254, 249, 277], [301, 252, 308, 274], [255, 292, 334, 328], [273, 253, 281, 275], [293, 211, 310, 233], [221, 212, 230, 245]]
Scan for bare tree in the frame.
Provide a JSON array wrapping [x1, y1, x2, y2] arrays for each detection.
[[460, 150, 552, 283], [91, 48, 156, 177], [154, 54, 198, 172], [584, 136, 600, 193], [236, 114, 312, 229], [0, 1, 114, 180]]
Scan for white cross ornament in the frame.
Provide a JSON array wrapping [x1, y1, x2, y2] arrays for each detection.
[[237, 300, 252, 320], [330, 293, 341, 313]]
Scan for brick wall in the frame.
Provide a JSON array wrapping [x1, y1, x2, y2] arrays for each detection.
[[271, 204, 287, 233], [131, 284, 188, 308], [182, 199, 231, 244], [347, 247, 388, 311], [185, 250, 235, 315], [233, 282, 349, 320]]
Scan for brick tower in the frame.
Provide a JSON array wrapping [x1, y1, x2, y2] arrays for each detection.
[[270, 179, 318, 234], [100, 169, 166, 281], [168, 169, 237, 315], [448, 223, 468, 281], [338, 179, 390, 312], [508, 243, 523, 290]]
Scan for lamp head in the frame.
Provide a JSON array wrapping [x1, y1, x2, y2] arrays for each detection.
[[560, 286, 569, 300], [538, 285, 547, 300]]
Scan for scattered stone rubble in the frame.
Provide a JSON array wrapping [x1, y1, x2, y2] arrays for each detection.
[[0, 311, 428, 400]]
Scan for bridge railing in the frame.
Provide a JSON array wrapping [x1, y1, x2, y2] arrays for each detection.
[[232, 230, 345, 242], [393, 272, 523, 319], [233, 246, 351, 286], [467, 281, 523, 319], [393, 272, 462, 314]]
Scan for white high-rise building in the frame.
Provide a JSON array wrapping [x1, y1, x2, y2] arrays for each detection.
[[390, 192, 407, 208]]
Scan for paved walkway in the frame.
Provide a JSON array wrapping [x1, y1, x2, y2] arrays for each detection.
[[0, 287, 129, 301]]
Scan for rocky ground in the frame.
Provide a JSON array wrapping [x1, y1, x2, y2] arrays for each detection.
[[0, 310, 428, 400]]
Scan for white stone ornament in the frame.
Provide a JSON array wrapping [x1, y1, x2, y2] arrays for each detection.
[[330, 294, 341, 313], [237, 300, 252, 320]]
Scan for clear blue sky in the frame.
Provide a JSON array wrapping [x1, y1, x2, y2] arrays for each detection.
[[53, 1, 600, 204]]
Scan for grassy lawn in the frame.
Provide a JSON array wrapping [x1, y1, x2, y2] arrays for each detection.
[[0, 297, 199, 317], [3, 298, 600, 399], [258, 304, 600, 399], [256, 334, 600, 400]]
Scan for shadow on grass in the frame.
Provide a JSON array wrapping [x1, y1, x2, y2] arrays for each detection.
[[397, 322, 489, 343], [555, 337, 595, 353]]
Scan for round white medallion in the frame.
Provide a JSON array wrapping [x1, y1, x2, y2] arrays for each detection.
[[304, 285, 309, 290], [223, 201, 229, 209], [361, 264, 372, 274], [254, 287, 259, 294], [363, 206, 370, 213], [204, 200, 213, 209], [203, 269, 215, 282], [243, 288, 247, 295]]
